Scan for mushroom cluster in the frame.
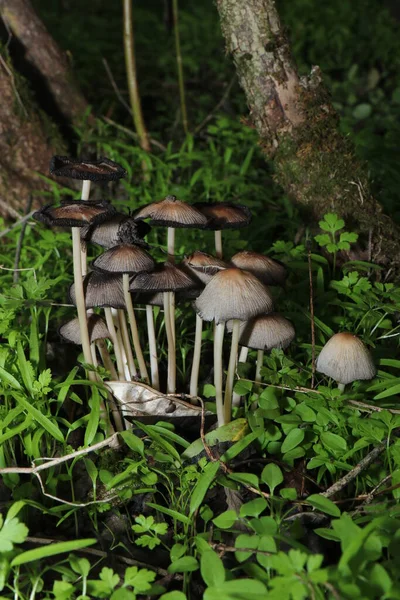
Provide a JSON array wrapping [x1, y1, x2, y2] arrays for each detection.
[[35, 154, 376, 432]]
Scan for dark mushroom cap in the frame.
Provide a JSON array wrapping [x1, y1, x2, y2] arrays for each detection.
[[92, 244, 155, 274], [59, 314, 110, 345], [81, 214, 151, 248], [134, 195, 208, 229], [33, 200, 116, 228], [195, 267, 274, 323], [316, 332, 376, 385], [50, 156, 127, 181], [131, 291, 165, 307], [181, 251, 229, 285], [129, 262, 197, 293], [230, 251, 287, 287], [194, 202, 252, 230], [237, 313, 295, 351], [70, 271, 125, 309]]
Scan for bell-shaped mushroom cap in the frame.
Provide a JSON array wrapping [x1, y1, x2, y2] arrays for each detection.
[[59, 314, 110, 344], [238, 313, 295, 351], [50, 156, 127, 181], [92, 244, 155, 274], [194, 202, 252, 230], [195, 267, 273, 323], [181, 251, 229, 285], [134, 195, 208, 228], [70, 272, 125, 309], [230, 251, 287, 287], [130, 262, 197, 293], [131, 291, 165, 307], [316, 332, 376, 385], [33, 200, 116, 228], [81, 215, 151, 248]]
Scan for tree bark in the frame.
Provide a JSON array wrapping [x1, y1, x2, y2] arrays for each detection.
[[216, 0, 400, 273], [0, 0, 89, 125]]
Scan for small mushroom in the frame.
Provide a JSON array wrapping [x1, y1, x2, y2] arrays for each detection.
[[195, 267, 273, 425], [194, 202, 252, 258], [316, 332, 376, 392], [230, 250, 287, 287], [81, 214, 151, 249]]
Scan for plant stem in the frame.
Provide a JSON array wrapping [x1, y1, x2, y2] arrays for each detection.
[[123, 0, 151, 152], [118, 308, 138, 378], [224, 318, 240, 424], [90, 343, 98, 368], [215, 230, 223, 258], [146, 304, 159, 390], [96, 339, 118, 380], [172, 0, 188, 133], [104, 307, 125, 380], [71, 228, 96, 382], [338, 382, 345, 393], [190, 313, 203, 399], [214, 321, 225, 426], [255, 349, 264, 383], [232, 345, 248, 407], [122, 273, 149, 382], [167, 227, 175, 263], [164, 292, 176, 393], [80, 179, 91, 276]]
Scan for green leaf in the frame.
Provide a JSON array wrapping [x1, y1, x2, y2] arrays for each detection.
[[374, 384, 400, 400], [11, 538, 96, 566], [0, 517, 28, 552], [182, 419, 249, 459], [353, 103, 372, 119], [12, 395, 64, 442], [120, 431, 144, 456], [0, 366, 22, 390], [307, 494, 341, 517], [228, 472, 259, 489], [281, 428, 304, 453], [320, 431, 347, 453], [201, 551, 225, 587], [160, 592, 187, 600], [204, 579, 268, 600], [146, 502, 191, 525], [84, 388, 100, 446], [261, 463, 283, 495], [240, 498, 267, 518], [190, 461, 219, 515], [212, 510, 237, 529], [124, 566, 156, 592], [168, 556, 199, 573], [235, 534, 259, 563], [134, 421, 180, 461]]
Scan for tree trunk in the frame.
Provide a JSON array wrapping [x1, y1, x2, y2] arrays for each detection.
[[0, 0, 89, 125], [216, 0, 400, 273]]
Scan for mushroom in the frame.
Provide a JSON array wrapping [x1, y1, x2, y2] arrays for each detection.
[[230, 251, 287, 287], [59, 315, 124, 432], [81, 214, 151, 249], [92, 231, 155, 383], [316, 332, 376, 392], [134, 195, 207, 262], [130, 263, 196, 393], [195, 267, 273, 425], [132, 291, 164, 391], [181, 251, 229, 399], [194, 202, 252, 258]]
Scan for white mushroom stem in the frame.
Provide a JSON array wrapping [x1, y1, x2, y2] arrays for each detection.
[[170, 291, 176, 346], [118, 309, 138, 379], [96, 339, 118, 380], [112, 308, 131, 380], [189, 314, 203, 400], [90, 343, 98, 368], [71, 228, 96, 382], [224, 318, 240, 424], [164, 292, 176, 394], [338, 383, 346, 393], [214, 321, 225, 426], [80, 179, 91, 275], [122, 273, 149, 382], [215, 230, 223, 259], [167, 227, 175, 263], [232, 346, 249, 407], [104, 307, 125, 380], [255, 349, 264, 383], [146, 304, 159, 390]]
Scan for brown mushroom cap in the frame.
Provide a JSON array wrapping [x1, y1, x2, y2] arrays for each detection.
[[238, 313, 295, 351], [130, 262, 197, 293], [33, 200, 116, 228], [195, 267, 274, 323], [134, 195, 208, 228], [92, 244, 155, 274], [50, 156, 127, 181], [316, 332, 376, 385], [81, 214, 151, 248], [181, 251, 229, 285], [70, 272, 125, 309], [230, 251, 287, 287], [59, 314, 110, 344], [194, 202, 252, 230]]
